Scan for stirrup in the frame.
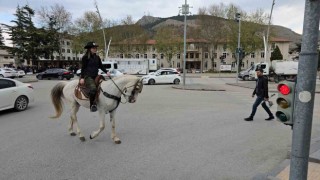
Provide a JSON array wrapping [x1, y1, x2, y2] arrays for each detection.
[[90, 105, 97, 112]]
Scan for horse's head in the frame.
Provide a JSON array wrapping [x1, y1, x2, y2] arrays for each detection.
[[123, 78, 143, 103]]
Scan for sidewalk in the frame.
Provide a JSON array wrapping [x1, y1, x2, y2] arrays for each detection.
[[253, 138, 320, 180]]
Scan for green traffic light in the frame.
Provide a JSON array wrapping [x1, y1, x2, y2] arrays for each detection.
[[276, 111, 288, 122]]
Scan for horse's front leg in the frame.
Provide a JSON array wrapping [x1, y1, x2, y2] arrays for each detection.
[[90, 109, 106, 139], [110, 111, 121, 144]]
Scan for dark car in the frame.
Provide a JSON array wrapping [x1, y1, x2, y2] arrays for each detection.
[[36, 68, 74, 80]]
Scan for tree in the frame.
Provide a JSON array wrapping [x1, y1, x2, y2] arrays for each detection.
[[154, 27, 183, 67], [38, 3, 72, 59], [270, 45, 283, 61], [121, 15, 135, 25], [0, 26, 5, 46]]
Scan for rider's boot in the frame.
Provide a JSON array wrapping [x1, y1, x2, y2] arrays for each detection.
[[89, 91, 97, 112]]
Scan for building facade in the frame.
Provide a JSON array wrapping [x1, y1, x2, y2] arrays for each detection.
[[109, 37, 291, 72]]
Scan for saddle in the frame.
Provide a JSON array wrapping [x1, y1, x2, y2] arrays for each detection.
[[74, 75, 105, 100]]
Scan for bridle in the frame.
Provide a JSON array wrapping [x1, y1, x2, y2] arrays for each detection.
[[100, 76, 142, 112]]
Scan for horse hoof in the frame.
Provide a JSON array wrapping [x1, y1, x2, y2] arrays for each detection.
[[70, 132, 76, 136], [80, 137, 86, 142], [90, 135, 93, 139], [115, 140, 121, 144]]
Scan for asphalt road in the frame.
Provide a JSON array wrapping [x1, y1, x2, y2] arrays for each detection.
[[0, 77, 319, 180]]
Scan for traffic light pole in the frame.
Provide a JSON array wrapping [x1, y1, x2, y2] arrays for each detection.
[[289, 1, 320, 179]]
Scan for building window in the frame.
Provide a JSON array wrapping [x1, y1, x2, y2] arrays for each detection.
[[241, 62, 244, 67], [213, 53, 217, 58], [4, 56, 8, 59], [177, 62, 181, 68], [67, 41, 70, 45], [186, 53, 189, 58], [251, 62, 254, 66], [190, 53, 194, 59], [73, 57, 75, 60], [204, 52, 209, 59], [160, 54, 164, 59], [261, 52, 265, 58], [195, 53, 199, 58], [177, 54, 180, 59], [62, 49, 65, 53], [232, 62, 235, 67], [67, 49, 71, 53], [144, 54, 147, 58], [250, 53, 255, 58], [152, 54, 156, 58], [214, 62, 217, 68], [120, 54, 124, 58], [204, 61, 208, 68], [67, 57, 71, 60], [152, 47, 156, 51], [62, 56, 65, 60], [222, 53, 227, 59], [136, 54, 140, 58], [161, 63, 163, 68], [77, 57, 80, 60]]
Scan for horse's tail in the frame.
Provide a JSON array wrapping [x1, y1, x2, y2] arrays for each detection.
[[50, 82, 67, 119]]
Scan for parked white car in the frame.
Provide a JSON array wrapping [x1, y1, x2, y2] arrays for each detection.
[[148, 68, 179, 75], [142, 70, 181, 85], [0, 68, 17, 78], [0, 78, 35, 111], [76, 69, 123, 78], [13, 68, 26, 78]]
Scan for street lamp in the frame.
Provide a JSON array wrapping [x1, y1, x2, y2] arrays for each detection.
[[235, 13, 241, 83], [179, 0, 191, 87]]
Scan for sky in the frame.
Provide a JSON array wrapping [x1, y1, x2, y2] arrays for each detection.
[[0, 0, 308, 46]]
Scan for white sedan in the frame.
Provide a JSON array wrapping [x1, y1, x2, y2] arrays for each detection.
[[0, 78, 35, 111], [142, 70, 181, 85]]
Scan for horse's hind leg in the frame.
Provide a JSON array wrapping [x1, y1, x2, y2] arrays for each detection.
[[68, 101, 79, 136], [110, 111, 121, 144], [69, 101, 85, 141], [89, 109, 106, 140]]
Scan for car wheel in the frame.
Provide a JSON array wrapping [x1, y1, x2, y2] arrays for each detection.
[[66, 78, 71, 80], [148, 79, 155, 85], [58, 75, 63, 80], [37, 75, 43, 80], [173, 78, 180, 84], [0, 74, 4, 78], [14, 96, 28, 111], [243, 76, 249, 81]]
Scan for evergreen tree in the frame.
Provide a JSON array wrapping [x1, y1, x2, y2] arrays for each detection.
[[270, 45, 283, 61], [0, 27, 5, 46]]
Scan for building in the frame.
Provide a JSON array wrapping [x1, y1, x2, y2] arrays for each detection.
[[0, 48, 16, 68], [109, 37, 291, 72]]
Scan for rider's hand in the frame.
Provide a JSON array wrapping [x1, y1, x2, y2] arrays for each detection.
[[80, 78, 85, 85]]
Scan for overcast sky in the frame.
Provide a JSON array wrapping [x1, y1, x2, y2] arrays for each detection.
[[0, 0, 308, 45]]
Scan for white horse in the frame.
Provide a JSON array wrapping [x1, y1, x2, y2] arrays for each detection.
[[50, 75, 143, 144]]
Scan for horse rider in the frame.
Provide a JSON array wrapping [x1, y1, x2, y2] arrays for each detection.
[[79, 41, 110, 112]]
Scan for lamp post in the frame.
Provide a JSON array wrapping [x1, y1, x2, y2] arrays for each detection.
[[235, 13, 241, 83], [180, 0, 190, 87], [265, 0, 275, 64]]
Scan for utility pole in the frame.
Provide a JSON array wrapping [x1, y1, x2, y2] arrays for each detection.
[[265, 0, 275, 63], [94, 0, 107, 60], [235, 13, 241, 83], [289, 0, 320, 179], [179, 0, 190, 87]]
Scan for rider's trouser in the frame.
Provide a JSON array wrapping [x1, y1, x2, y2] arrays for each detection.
[[84, 76, 97, 108]]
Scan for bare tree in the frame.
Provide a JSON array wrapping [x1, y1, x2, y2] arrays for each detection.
[[121, 15, 135, 25]]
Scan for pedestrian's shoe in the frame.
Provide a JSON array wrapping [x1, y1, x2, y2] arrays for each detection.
[[265, 116, 274, 121], [244, 117, 253, 121], [90, 105, 97, 112]]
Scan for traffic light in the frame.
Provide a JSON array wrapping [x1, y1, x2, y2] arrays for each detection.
[[275, 81, 296, 125]]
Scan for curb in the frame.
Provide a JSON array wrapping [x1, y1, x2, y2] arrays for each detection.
[[172, 85, 226, 91]]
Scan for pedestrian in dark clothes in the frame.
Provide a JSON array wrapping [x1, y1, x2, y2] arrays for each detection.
[[244, 68, 274, 121]]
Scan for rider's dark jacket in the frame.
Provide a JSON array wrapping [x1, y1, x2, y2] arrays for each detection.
[[80, 53, 108, 79]]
